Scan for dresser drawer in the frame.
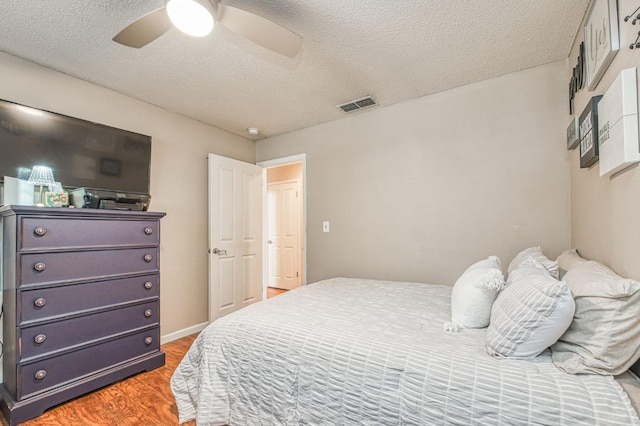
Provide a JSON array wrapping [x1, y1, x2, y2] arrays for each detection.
[[19, 247, 159, 286], [19, 274, 159, 324], [20, 300, 160, 361], [18, 328, 160, 400], [19, 217, 159, 250]]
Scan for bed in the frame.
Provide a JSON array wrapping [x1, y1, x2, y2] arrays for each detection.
[[171, 275, 640, 425]]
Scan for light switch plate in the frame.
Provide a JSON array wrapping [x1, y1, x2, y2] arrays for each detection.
[[323, 221, 330, 232]]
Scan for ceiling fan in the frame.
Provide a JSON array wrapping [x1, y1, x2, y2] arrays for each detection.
[[113, 0, 302, 57]]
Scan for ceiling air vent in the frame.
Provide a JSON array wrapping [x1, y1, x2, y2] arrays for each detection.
[[337, 96, 377, 113]]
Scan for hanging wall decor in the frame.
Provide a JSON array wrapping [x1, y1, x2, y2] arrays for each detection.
[[624, 3, 640, 49], [623, 3, 640, 25], [567, 116, 580, 150], [579, 95, 603, 168], [569, 42, 586, 114], [584, 0, 620, 90], [598, 68, 640, 176]]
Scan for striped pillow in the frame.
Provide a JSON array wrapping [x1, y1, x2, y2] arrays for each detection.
[[487, 262, 575, 359]]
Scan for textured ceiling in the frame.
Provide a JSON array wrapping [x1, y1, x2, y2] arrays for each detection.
[[0, 0, 589, 140]]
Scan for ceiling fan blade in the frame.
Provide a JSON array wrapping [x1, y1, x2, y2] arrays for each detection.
[[113, 7, 172, 48], [216, 4, 302, 58]]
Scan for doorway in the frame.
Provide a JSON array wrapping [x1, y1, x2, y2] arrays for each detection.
[[258, 154, 307, 299]]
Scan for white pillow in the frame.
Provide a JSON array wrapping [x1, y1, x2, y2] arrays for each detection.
[[508, 246, 559, 279], [556, 249, 587, 279], [444, 256, 505, 332], [552, 261, 640, 375], [486, 261, 575, 359]]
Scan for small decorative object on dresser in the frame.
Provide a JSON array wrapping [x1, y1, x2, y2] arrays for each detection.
[[0, 206, 166, 425], [44, 191, 69, 207], [27, 165, 56, 207], [579, 95, 603, 168], [584, 0, 620, 90]]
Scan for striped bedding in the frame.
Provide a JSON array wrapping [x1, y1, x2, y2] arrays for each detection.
[[170, 277, 640, 425]]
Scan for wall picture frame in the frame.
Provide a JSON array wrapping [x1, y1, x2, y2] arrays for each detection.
[[567, 116, 580, 150], [598, 68, 640, 177], [579, 95, 603, 168], [584, 0, 620, 91]]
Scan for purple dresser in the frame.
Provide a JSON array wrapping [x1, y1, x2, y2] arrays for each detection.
[[0, 206, 166, 425]]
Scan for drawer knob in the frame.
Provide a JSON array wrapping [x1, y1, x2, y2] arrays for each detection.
[[34, 262, 46, 272], [144, 337, 153, 345], [144, 281, 153, 290], [35, 370, 47, 380], [34, 298, 47, 307], [143, 254, 153, 263], [144, 309, 153, 318], [34, 226, 48, 237], [34, 334, 47, 344], [144, 227, 154, 235]]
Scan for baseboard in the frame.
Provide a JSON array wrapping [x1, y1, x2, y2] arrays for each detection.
[[161, 321, 209, 345]]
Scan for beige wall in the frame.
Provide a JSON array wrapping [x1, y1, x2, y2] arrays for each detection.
[[0, 52, 255, 336], [267, 163, 303, 183], [257, 61, 571, 285], [567, 0, 640, 281]]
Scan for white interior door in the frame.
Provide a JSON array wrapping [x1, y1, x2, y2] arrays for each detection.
[[208, 153, 262, 322], [267, 180, 301, 290]]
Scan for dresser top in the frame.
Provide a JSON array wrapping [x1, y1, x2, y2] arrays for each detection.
[[0, 205, 166, 219]]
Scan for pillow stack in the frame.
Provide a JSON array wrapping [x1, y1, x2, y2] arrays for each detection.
[[486, 247, 575, 359], [556, 248, 588, 279], [551, 260, 640, 375], [445, 256, 505, 332], [454, 246, 640, 372], [507, 246, 560, 279]]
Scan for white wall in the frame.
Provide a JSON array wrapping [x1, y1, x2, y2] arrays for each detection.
[[0, 52, 255, 336], [257, 61, 571, 285], [567, 0, 640, 281]]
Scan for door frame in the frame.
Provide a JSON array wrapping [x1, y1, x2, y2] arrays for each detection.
[[257, 153, 307, 299]]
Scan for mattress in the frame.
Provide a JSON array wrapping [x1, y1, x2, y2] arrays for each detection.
[[171, 277, 640, 425]]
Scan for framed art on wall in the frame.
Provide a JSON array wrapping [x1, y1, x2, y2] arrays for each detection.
[[584, 0, 620, 90], [597, 68, 640, 177], [579, 95, 603, 168], [567, 116, 579, 150]]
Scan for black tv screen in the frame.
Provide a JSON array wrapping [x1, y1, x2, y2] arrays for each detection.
[[0, 99, 151, 194]]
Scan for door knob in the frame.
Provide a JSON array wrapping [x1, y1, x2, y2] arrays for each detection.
[[211, 248, 228, 256], [267, 240, 273, 244]]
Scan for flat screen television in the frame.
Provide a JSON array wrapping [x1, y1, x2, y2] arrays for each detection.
[[0, 98, 151, 194]]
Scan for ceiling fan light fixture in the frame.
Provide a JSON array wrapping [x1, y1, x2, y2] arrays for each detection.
[[166, 0, 214, 37]]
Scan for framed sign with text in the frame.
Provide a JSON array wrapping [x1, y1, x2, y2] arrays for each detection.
[[584, 0, 620, 90], [567, 116, 579, 150], [579, 95, 603, 168]]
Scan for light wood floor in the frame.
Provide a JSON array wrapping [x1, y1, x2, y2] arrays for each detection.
[[3, 333, 199, 426], [266, 286, 288, 298]]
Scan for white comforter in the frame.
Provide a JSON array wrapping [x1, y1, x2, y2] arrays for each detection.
[[171, 277, 640, 425]]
